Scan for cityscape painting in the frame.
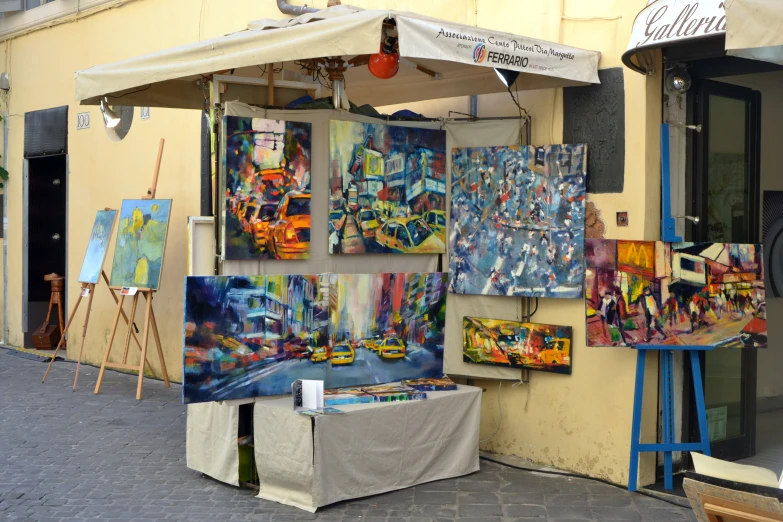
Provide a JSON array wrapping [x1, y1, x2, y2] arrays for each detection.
[[183, 272, 447, 404], [463, 316, 572, 375], [78, 209, 117, 284], [449, 144, 587, 298], [183, 274, 330, 404], [586, 240, 766, 348], [223, 116, 312, 260], [329, 272, 448, 388], [109, 199, 171, 290], [328, 120, 447, 254]]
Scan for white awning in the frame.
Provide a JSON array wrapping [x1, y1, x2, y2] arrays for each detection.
[[725, 0, 783, 65], [75, 5, 601, 109], [623, 0, 783, 74], [622, 0, 726, 74]]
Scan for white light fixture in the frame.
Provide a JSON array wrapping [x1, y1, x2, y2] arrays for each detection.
[[100, 98, 121, 129]]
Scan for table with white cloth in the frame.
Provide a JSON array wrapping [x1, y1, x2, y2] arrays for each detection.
[[254, 384, 481, 511], [186, 384, 481, 512]]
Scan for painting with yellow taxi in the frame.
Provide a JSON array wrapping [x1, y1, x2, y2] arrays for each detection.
[[109, 199, 171, 290], [224, 116, 311, 260], [463, 316, 572, 375], [183, 274, 330, 404], [183, 271, 449, 403], [329, 272, 448, 389], [329, 120, 447, 254]]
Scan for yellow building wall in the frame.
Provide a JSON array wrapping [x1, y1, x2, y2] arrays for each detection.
[[0, 0, 661, 486]]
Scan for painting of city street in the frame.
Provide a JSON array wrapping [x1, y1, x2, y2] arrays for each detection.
[[329, 120, 447, 254], [183, 272, 448, 404], [329, 272, 448, 388], [586, 240, 767, 348], [449, 144, 586, 298], [463, 316, 572, 374], [223, 116, 312, 260], [183, 274, 330, 403]]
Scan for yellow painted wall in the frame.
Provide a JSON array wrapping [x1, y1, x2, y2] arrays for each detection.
[[383, 0, 661, 485], [0, 0, 661, 486]]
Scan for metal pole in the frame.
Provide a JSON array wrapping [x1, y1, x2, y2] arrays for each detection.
[[2, 109, 7, 345]]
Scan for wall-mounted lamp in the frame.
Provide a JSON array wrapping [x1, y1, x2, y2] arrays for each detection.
[[100, 98, 120, 129], [665, 64, 691, 94]]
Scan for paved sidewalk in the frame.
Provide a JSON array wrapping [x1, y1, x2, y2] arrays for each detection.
[[0, 348, 697, 521]]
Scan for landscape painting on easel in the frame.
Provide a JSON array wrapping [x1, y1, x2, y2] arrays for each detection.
[[224, 116, 312, 260], [78, 209, 117, 284], [109, 199, 171, 290]]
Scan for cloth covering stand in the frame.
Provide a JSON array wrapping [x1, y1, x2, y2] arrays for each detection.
[[185, 385, 481, 511], [254, 385, 481, 511]]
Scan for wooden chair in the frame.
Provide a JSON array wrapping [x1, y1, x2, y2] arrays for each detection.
[[684, 473, 783, 522]]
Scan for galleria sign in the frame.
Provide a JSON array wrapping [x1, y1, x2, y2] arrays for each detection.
[[628, 0, 726, 51]]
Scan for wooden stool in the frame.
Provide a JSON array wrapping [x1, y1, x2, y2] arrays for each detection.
[[32, 273, 66, 350]]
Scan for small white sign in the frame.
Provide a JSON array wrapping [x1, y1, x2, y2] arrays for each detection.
[[140, 107, 151, 120], [120, 287, 138, 296], [77, 112, 90, 130], [80, 287, 91, 297]]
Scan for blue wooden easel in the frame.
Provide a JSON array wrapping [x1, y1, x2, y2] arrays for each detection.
[[627, 345, 713, 492], [627, 124, 713, 492]]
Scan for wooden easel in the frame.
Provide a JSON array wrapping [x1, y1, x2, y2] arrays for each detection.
[[42, 268, 154, 390], [94, 139, 170, 400]]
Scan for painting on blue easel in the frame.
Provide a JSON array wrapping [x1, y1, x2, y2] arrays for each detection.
[[78, 209, 118, 284], [109, 199, 172, 290]]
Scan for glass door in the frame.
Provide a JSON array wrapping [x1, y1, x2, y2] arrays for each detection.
[[690, 79, 761, 461]]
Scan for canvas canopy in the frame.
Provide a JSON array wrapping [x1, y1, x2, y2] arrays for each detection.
[[75, 5, 601, 109], [623, 0, 783, 74], [725, 0, 783, 66]]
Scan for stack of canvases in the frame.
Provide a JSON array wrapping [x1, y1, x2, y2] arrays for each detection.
[[452, 144, 587, 376], [585, 240, 767, 349]]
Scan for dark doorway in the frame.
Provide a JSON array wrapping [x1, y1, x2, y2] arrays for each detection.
[[686, 78, 762, 462], [24, 154, 67, 347]]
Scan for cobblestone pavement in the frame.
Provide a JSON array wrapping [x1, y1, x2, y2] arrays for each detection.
[[0, 348, 697, 521]]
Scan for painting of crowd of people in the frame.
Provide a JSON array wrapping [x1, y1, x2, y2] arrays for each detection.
[[586, 240, 766, 349], [449, 144, 587, 298]]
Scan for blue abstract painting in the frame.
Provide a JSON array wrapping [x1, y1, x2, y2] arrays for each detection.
[[449, 145, 587, 298], [78, 209, 117, 284], [109, 199, 172, 290]]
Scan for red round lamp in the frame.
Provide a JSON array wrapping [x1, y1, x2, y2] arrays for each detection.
[[368, 45, 399, 79]]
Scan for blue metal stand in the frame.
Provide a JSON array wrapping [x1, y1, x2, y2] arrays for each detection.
[[628, 345, 713, 492], [660, 123, 682, 243]]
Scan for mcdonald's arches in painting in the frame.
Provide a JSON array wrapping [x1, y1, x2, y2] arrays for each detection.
[[586, 240, 767, 348]]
